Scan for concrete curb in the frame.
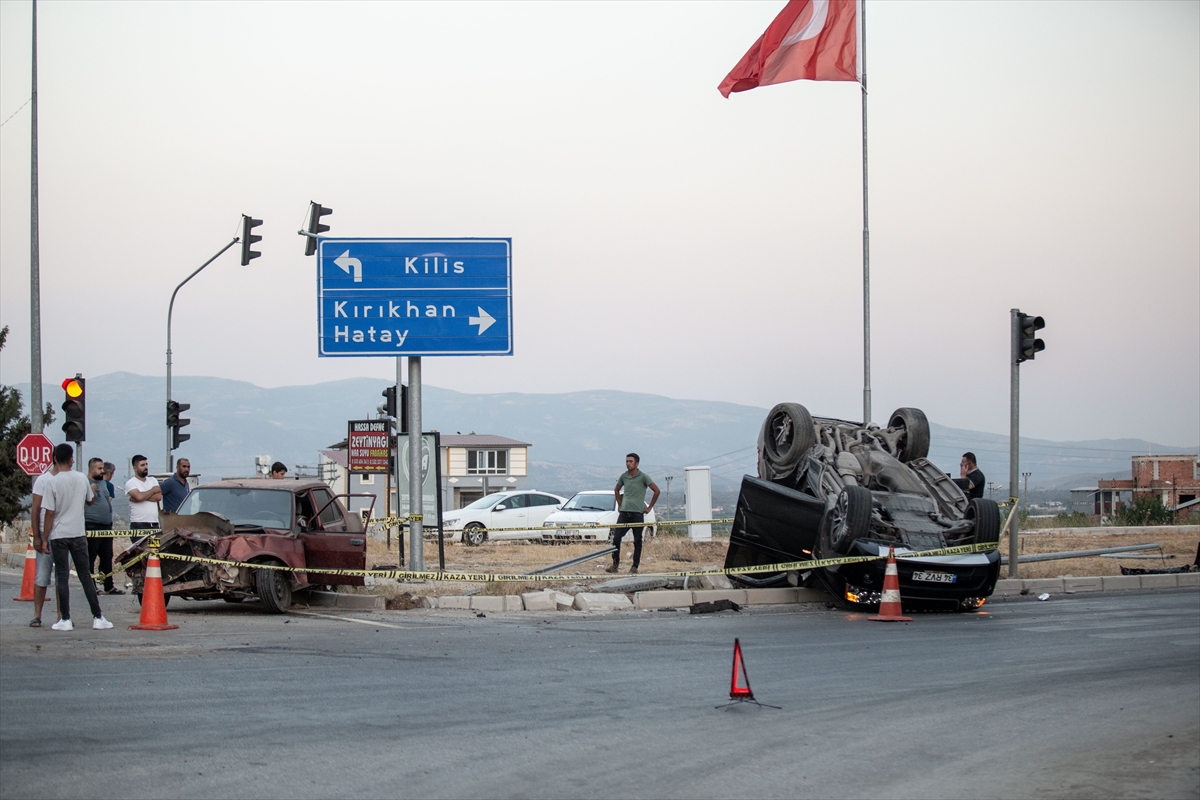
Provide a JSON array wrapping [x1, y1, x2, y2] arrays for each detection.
[[992, 574, 1198, 595], [307, 591, 385, 611]]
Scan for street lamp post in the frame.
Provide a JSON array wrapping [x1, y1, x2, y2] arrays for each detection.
[[664, 476, 673, 523], [165, 237, 239, 472]]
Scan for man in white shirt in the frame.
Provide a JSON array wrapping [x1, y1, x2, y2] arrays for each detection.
[[125, 454, 162, 533], [29, 462, 61, 628], [41, 444, 112, 631]]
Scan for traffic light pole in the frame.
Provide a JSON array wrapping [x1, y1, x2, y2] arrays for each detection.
[[165, 237, 238, 472], [1009, 308, 1020, 579], [407, 356, 424, 571]]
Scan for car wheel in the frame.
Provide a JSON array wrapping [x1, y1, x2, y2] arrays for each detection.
[[967, 498, 1001, 544], [135, 593, 171, 608], [759, 403, 816, 480], [462, 523, 487, 547], [887, 407, 930, 462], [255, 565, 292, 614], [824, 486, 873, 555]]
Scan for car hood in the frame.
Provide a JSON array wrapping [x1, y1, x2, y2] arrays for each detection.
[[543, 509, 612, 525]]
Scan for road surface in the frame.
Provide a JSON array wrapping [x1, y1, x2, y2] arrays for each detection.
[[1, 569, 1196, 799]]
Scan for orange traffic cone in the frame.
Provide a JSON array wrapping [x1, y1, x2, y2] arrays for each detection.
[[129, 553, 178, 631], [716, 638, 780, 709], [13, 540, 36, 601], [869, 546, 913, 622]]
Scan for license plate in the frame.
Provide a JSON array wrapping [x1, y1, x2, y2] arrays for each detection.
[[912, 570, 957, 583]]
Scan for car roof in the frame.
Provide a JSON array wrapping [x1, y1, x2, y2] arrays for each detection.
[[195, 479, 331, 492]]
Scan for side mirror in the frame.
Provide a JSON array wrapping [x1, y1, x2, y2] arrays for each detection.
[[554, 504, 562, 510], [494, 504, 507, 511], [297, 516, 308, 530]]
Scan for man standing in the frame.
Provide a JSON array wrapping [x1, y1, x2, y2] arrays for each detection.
[[41, 444, 112, 631], [125, 454, 162, 533], [607, 453, 660, 575], [28, 460, 61, 628], [85, 457, 122, 595], [959, 452, 986, 500], [102, 462, 116, 500], [161, 458, 190, 514], [269, 462, 287, 480]]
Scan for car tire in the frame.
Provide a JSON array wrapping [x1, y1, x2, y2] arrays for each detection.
[[887, 407, 931, 462], [759, 403, 816, 480], [255, 565, 292, 614], [462, 523, 487, 547], [967, 498, 1001, 545], [824, 485, 873, 555]]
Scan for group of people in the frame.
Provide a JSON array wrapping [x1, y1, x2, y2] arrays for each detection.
[[28, 450, 294, 630]]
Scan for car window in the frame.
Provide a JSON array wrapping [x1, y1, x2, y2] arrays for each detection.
[[532, 494, 560, 507], [313, 488, 343, 527], [562, 493, 616, 512], [295, 492, 316, 528], [175, 488, 292, 528], [497, 493, 527, 509], [463, 492, 511, 510]]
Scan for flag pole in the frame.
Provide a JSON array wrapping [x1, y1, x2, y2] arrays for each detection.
[[860, 0, 871, 425]]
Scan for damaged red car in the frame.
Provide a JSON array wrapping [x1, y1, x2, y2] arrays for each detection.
[[116, 480, 372, 613]]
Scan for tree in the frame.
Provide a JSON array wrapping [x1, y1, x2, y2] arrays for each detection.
[[1114, 494, 1173, 527], [0, 326, 55, 524]]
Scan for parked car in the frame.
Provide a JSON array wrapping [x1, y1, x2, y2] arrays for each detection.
[[540, 490, 658, 543], [724, 403, 1002, 611], [439, 490, 568, 546], [115, 480, 373, 613]]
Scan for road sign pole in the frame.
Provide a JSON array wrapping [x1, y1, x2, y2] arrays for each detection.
[[1009, 308, 1020, 579], [29, 0, 42, 434], [407, 356, 423, 571]]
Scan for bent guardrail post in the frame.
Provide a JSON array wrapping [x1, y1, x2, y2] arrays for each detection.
[[524, 546, 618, 577]]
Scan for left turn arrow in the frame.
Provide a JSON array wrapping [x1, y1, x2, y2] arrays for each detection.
[[334, 250, 363, 282]]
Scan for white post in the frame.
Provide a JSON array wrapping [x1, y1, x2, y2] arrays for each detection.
[[684, 467, 712, 542]]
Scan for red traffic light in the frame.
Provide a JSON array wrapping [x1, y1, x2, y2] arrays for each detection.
[[62, 377, 83, 398]]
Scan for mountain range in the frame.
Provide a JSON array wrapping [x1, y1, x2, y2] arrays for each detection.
[[14, 373, 1196, 497]]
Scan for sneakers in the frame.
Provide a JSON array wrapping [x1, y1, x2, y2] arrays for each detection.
[[604, 565, 619, 574], [51, 618, 74, 632], [92, 616, 114, 630], [629, 567, 638, 575]]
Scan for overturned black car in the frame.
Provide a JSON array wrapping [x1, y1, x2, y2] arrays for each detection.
[[724, 404, 1003, 611]]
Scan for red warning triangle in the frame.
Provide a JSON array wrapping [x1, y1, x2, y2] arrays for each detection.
[[730, 638, 753, 699]]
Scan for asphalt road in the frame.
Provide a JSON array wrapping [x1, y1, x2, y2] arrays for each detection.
[[1, 568, 1197, 800]]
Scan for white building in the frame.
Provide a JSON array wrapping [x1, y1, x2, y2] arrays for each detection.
[[318, 433, 531, 521]]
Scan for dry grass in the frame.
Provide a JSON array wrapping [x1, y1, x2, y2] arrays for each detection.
[[348, 528, 1199, 597], [1001, 528, 1199, 579]]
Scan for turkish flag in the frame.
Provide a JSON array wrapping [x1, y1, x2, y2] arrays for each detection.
[[718, 0, 858, 98]]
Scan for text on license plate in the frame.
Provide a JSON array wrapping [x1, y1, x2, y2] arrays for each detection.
[[912, 570, 957, 583]]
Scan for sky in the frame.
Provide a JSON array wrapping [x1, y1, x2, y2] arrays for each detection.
[[1, 1, 1197, 446]]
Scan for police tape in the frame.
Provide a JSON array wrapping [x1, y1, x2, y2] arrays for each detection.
[[134, 539, 1000, 584]]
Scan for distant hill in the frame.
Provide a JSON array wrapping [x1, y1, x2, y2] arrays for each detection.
[[15, 374, 1195, 493]]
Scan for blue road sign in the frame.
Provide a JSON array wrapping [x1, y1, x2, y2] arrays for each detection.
[[317, 238, 512, 357]]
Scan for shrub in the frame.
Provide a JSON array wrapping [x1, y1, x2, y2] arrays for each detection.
[[1114, 495, 1173, 527]]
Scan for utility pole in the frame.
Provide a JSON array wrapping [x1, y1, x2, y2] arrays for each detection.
[[29, 0, 42, 433], [664, 476, 673, 522], [1022, 472, 1032, 513], [1009, 308, 1046, 579], [166, 237, 239, 472], [407, 356, 423, 571]]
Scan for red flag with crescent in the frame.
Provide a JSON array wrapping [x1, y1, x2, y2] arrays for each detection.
[[718, 0, 858, 97]]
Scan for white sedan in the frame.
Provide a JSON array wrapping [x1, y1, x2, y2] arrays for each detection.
[[439, 490, 567, 546], [540, 490, 658, 543]]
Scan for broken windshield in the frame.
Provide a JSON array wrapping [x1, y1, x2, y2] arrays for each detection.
[[175, 488, 293, 529]]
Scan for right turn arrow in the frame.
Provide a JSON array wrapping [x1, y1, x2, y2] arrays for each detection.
[[469, 308, 495, 335]]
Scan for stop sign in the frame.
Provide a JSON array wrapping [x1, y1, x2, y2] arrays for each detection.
[[16, 433, 55, 477]]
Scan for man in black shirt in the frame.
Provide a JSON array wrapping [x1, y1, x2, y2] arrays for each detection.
[[959, 452, 985, 500]]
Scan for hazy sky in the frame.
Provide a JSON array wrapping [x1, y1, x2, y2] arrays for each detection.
[[1, 1, 1197, 445]]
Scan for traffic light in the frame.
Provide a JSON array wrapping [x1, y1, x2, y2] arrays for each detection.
[[1016, 313, 1046, 363], [167, 399, 191, 450], [378, 385, 408, 433], [240, 214, 262, 266], [60, 376, 85, 442], [303, 202, 332, 256]]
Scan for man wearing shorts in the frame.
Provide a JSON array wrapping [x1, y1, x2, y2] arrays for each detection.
[[29, 461, 61, 628], [607, 453, 660, 575]]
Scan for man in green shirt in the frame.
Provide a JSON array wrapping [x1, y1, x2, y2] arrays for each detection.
[[607, 453, 660, 574]]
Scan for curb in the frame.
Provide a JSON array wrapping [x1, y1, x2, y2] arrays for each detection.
[[992, 574, 1198, 595]]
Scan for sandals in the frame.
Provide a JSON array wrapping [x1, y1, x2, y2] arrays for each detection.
[[29, 618, 42, 628], [104, 588, 126, 595]]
